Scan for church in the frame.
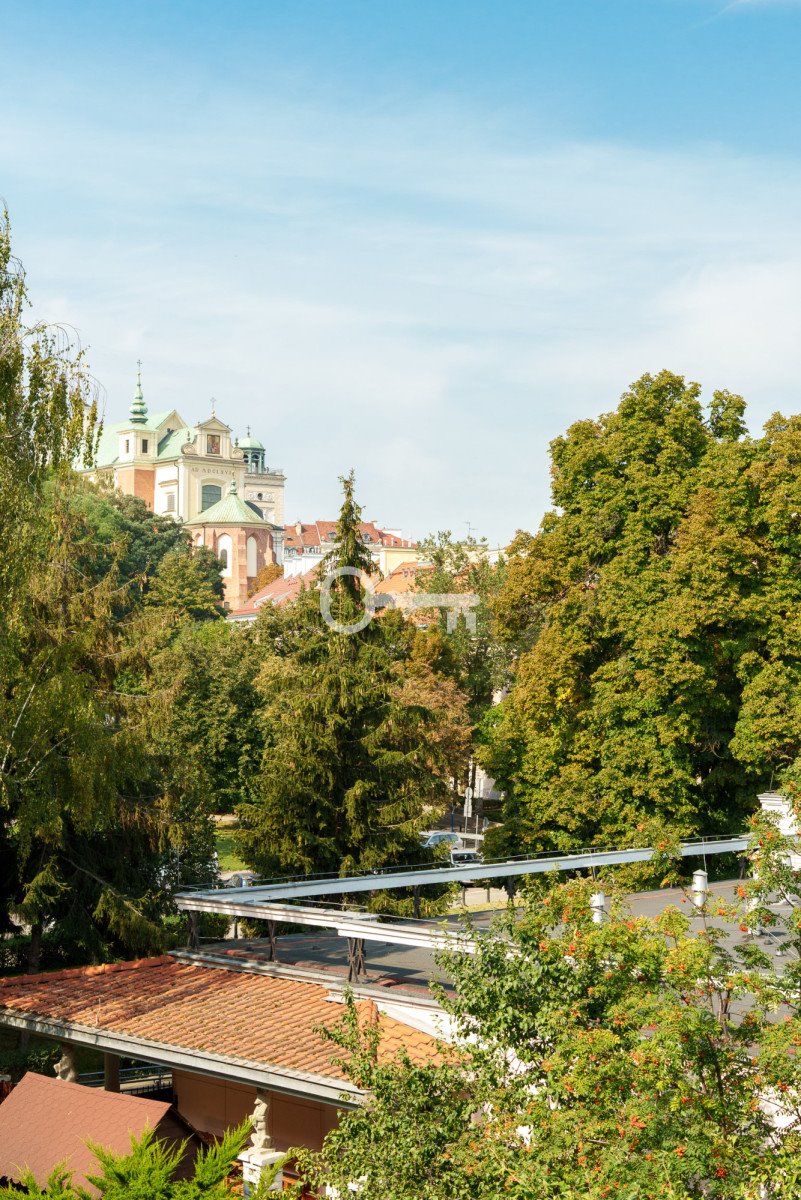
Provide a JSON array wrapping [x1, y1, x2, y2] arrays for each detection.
[[88, 369, 286, 609]]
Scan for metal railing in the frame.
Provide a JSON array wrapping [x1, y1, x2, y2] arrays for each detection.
[[78, 1065, 173, 1095], [177, 834, 753, 909]]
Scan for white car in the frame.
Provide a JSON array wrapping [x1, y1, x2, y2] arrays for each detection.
[[450, 849, 483, 866], [419, 831, 462, 850]]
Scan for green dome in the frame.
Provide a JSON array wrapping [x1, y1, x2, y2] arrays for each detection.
[[239, 425, 264, 451]]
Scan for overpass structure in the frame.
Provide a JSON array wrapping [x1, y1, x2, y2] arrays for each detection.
[[175, 835, 751, 981]]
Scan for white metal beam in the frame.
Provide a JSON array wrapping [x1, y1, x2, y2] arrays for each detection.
[[176, 835, 750, 910]]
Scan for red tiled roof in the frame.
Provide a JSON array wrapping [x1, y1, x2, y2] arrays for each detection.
[[373, 562, 431, 595], [229, 568, 317, 618], [0, 1072, 184, 1194], [283, 522, 415, 553], [0, 958, 439, 1084]]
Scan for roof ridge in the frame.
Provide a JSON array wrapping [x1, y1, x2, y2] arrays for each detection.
[[0, 954, 174, 989]]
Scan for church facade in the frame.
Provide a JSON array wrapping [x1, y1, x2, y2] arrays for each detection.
[[88, 370, 286, 609]]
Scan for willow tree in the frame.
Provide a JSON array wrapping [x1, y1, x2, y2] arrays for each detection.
[[0, 220, 172, 968]]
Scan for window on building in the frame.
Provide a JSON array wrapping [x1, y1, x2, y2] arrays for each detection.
[[166, 493, 176, 513], [247, 536, 258, 576], [124, 439, 130, 454], [201, 484, 222, 511], [217, 533, 232, 577], [142, 439, 149, 454]]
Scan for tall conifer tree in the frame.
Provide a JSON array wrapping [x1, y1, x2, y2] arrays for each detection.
[[240, 472, 470, 879]]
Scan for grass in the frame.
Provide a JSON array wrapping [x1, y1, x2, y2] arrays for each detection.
[[215, 830, 247, 873]]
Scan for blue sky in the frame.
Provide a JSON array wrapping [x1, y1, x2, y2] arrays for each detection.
[[4, 0, 801, 544]]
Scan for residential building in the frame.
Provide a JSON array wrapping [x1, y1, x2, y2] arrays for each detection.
[[282, 521, 415, 579]]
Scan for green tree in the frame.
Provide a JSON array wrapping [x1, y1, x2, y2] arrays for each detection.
[[414, 530, 508, 720], [239, 473, 472, 880], [69, 484, 191, 612], [145, 548, 224, 622], [295, 816, 801, 1199], [488, 371, 801, 854], [0, 211, 99, 613], [140, 619, 265, 822], [0, 480, 174, 967], [0, 225, 218, 967], [0, 1121, 252, 1199]]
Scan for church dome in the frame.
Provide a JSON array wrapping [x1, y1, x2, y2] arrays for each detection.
[[238, 426, 264, 451]]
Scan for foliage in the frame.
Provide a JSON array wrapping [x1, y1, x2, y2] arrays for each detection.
[[295, 815, 801, 1199], [0, 225, 222, 967], [145, 548, 224, 623], [68, 485, 191, 613], [239, 473, 472, 881], [487, 371, 801, 853], [137, 619, 264, 824], [0, 1042, 60, 1083], [0, 474, 179, 966], [248, 561, 282, 596], [0, 1120, 254, 1199], [0, 210, 99, 612], [414, 530, 508, 720]]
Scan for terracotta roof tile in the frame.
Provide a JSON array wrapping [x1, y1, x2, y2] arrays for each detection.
[[229, 568, 318, 618], [283, 522, 415, 553], [0, 1072, 186, 1195], [0, 958, 439, 1084]]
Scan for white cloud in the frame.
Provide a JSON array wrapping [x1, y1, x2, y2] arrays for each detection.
[[6, 88, 801, 544]]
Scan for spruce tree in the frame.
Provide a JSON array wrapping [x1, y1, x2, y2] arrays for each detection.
[[239, 472, 471, 879]]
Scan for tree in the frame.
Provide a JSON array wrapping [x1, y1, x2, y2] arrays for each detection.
[[248, 561, 282, 597], [1, 480, 182, 968], [140, 619, 265, 821], [413, 530, 508, 720], [69, 484, 191, 612], [0, 223, 220, 967], [487, 371, 801, 854], [295, 815, 801, 1199], [145, 548, 224, 623], [0, 211, 99, 615], [239, 473, 472, 880], [0, 1121, 252, 1199]]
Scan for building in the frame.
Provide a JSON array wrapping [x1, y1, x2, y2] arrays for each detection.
[[0, 952, 442, 1192], [87, 368, 286, 608], [226, 567, 319, 624], [282, 521, 415, 579], [0, 1073, 201, 1195]]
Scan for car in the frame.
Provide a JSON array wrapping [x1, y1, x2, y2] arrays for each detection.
[[419, 831, 462, 850], [450, 850, 484, 866]]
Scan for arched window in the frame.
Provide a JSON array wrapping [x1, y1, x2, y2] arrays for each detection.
[[217, 533, 233, 577], [201, 483, 222, 511], [247, 536, 258, 576]]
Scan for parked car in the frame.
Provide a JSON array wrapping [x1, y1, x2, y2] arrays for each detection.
[[450, 849, 484, 866], [419, 831, 462, 850]]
